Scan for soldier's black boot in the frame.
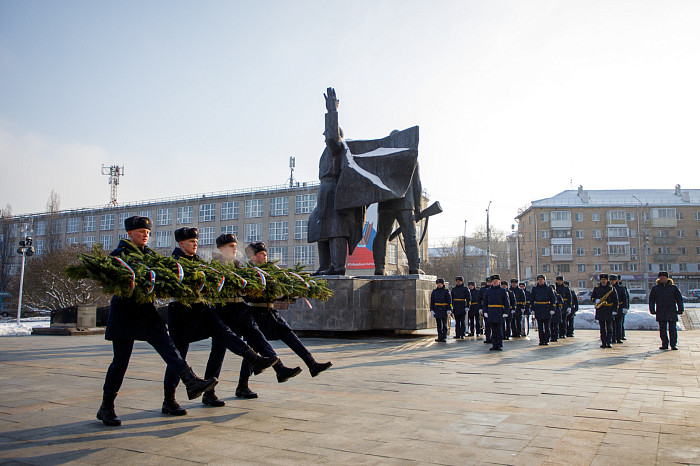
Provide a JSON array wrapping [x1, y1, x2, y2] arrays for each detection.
[[162, 387, 187, 416], [202, 390, 226, 407], [274, 361, 302, 383], [302, 354, 333, 377], [235, 374, 258, 399], [96, 393, 121, 426], [179, 365, 218, 400], [243, 348, 279, 375]]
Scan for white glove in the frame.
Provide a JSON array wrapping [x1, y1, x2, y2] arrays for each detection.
[[566, 307, 572, 314], [502, 313, 508, 318], [612, 311, 617, 316], [595, 299, 601, 304], [550, 310, 555, 315], [484, 313, 488, 319], [430, 310, 435, 318], [622, 308, 628, 314], [479, 310, 483, 316]]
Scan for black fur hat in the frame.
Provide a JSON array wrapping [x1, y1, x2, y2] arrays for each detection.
[[245, 242, 267, 259], [174, 227, 199, 242], [124, 216, 152, 231], [216, 233, 237, 248]]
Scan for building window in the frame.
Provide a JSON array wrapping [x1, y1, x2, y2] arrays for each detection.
[[541, 230, 549, 239], [578, 280, 586, 289], [83, 236, 96, 247], [199, 204, 216, 222], [594, 264, 602, 272], [541, 247, 550, 257], [658, 229, 670, 238], [51, 219, 63, 234], [677, 211, 685, 220], [593, 230, 602, 239], [575, 213, 583, 222], [35, 221, 47, 236], [221, 224, 238, 237], [221, 201, 239, 220], [35, 239, 46, 255], [678, 247, 687, 255], [295, 220, 308, 240], [64, 218, 79, 234], [268, 246, 288, 265], [66, 237, 79, 246], [680, 263, 688, 272], [542, 264, 550, 273], [658, 247, 671, 254], [539, 213, 548, 222], [157, 208, 172, 226], [388, 243, 398, 265], [138, 210, 150, 218], [592, 213, 600, 222], [628, 263, 638, 272], [695, 212, 700, 221], [577, 264, 585, 272], [575, 230, 584, 239], [610, 263, 623, 272], [199, 227, 215, 245], [295, 194, 316, 214], [294, 245, 315, 266], [696, 230, 700, 238], [552, 244, 571, 255], [177, 206, 194, 224], [626, 212, 635, 221], [100, 214, 114, 231], [630, 247, 637, 256], [99, 235, 114, 249], [678, 229, 685, 238], [652, 208, 676, 219], [556, 264, 570, 273], [118, 212, 134, 228], [118, 233, 129, 241], [245, 199, 264, 218], [607, 210, 626, 221], [270, 197, 289, 217], [156, 231, 171, 248], [552, 230, 571, 239], [697, 247, 700, 255], [630, 229, 637, 238], [245, 223, 262, 242], [607, 227, 628, 238], [269, 221, 289, 241], [576, 247, 585, 256], [594, 247, 602, 256], [551, 211, 571, 221], [608, 244, 627, 255]]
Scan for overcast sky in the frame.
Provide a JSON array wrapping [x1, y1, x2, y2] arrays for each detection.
[[1, 0, 699, 246]]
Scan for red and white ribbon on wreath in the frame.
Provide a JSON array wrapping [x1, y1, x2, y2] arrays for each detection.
[[199, 265, 226, 293], [288, 271, 310, 290], [133, 260, 156, 294], [228, 271, 247, 289], [175, 262, 184, 283], [196, 270, 206, 292], [112, 257, 136, 290], [252, 267, 267, 288]]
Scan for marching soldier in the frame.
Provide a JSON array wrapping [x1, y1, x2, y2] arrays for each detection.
[[480, 278, 492, 344], [649, 271, 684, 350], [530, 274, 556, 345], [500, 280, 515, 340], [467, 281, 481, 336], [482, 274, 510, 351], [549, 285, 562, 343], [451, 277, 470, 339], [431, 278, 452, 342], [163, 228, 278, 412], [555, 276, 572, 339], [510, 279, 526, 337], [97, 217, 218, 426], [241, 242, 333, 397], [520, 282, 532, 332], [618, 278, 630, 341], [592, 273, 618, 348], [610, 274, 628, 344], [565, 281, 578, 337]]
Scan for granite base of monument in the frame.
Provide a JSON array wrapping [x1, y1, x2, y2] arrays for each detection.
[[278, 275, 437, 333]]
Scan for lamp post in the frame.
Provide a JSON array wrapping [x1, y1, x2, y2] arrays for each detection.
[[462, 220, 467, 279], [632, 196, 649, 292], [16, 225, 34, 325], [486, 201, 492, 277], [512, 223, 521, 283]]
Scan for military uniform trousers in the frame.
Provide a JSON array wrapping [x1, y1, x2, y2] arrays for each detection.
[[613, 313, 624, 342], [208, 300, 278, 380], [537, 318, 551, 344], [468, 303, 481, 335], [659, 321, 678, 348], [566, 313, 575, 337], [249, 303, 312, 362], [453, 299, 467, 338], [164, 303, 251, 390]]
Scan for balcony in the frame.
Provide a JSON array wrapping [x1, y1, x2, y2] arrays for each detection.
[[653, 253, 677, 262], [651, 217, 677, 228], [653, 237, 676, 245], [551, 254, 573, 262]]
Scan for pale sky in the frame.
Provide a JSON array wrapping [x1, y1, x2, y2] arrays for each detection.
[[1, 0, 699, 246]]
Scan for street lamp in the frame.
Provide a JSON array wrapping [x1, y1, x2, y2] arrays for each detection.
[[16, 225, 34, 325], [632, 196, 649, 292], [486, 201, 492, 277], [512, 223, 521, 283], [462, 219, 467, 279]]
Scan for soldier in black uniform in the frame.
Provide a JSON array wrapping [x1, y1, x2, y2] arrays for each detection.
[[467, 281, 481, 336], [451, 277, 470, 339], [592, 273, 618, 348], [549, 285, 563, 343], [565, 281, 578, 337], [482, 274, 510, 351], [530, 274, 556, 346], [649, 271, 684, 350], [609, 274, 628, 344], [520, 283, 532, 331], [97, 217, 218, 427], [240, 242, 332, 397], [500, 280, 515, 340], [555, 276, 572, 339], [481, 278, 492, 344], [430, 278, 452, 342], [510, 279, 526, 337], [617, 277, 630, 341], [163, 228, 279, 413]]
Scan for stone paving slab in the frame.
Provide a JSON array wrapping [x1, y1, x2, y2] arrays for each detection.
[[0, 329, 699, 465]]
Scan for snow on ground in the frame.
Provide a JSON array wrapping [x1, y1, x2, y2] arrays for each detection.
[[573, 304, 685, 331], [0, 317, 50, 336]]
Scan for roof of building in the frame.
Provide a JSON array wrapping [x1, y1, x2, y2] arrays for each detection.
[[518, 185, 700, 216]]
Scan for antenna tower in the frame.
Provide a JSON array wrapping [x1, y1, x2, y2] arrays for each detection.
[[101, 164, 125, 206], [287, 156, 296, 187]]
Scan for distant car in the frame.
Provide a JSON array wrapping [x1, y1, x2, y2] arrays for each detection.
[[577, 290, 593, 304], [628, 289, 647, 303], [688, 289, 700, 299]]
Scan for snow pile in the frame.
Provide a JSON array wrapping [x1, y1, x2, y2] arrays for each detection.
[[0, 317, 50, 336], [574, 305, 684, 331]]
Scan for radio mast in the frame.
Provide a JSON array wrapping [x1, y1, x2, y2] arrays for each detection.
[[101, 164, 124, 206]]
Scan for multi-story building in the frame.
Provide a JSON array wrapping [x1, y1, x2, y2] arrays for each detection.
[[515, 185, 700, 292], [1, 182, 428, 279]]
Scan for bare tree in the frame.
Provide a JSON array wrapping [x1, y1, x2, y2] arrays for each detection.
[[0, 204, 14, 291], [45, 190, 61, 254]]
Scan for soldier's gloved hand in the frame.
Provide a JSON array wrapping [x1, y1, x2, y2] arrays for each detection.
[[430, 310, 435, 318], [550, 310, 555, 315], [566, 307, 572, 314], [502, 313, 508, 318], [595, 299, 601, 304], [612, 311, 617, 316], [622, 308, 628, 314], [479, 310, 483, 316], [484, 312, 488, 319]]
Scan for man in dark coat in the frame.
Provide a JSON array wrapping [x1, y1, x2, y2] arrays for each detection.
[[467, 281, 481, 336], [482, 274, 510, 351], [510, 279, 526, 337], [451, 277, 470, 339], [480, 278, 492, 343], [565, 281, 578, 337], [618, 278, 630, 340], [649, 271, 684, 350], [610, 274, 628, 344], [500, 281, 516, 340], [592, 273, 619, 348], [549, 285, 563, 343], [163, 228, 279, 413], [97, 216, 218, 427], [530, 274, 556, 345], [555, 276, 572, 339], [430, 278, 452, 342]]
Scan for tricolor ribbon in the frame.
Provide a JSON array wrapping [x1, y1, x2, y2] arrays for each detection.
[[112, 257, 135, 290], [132, 260, 156, 294], [175, 262, 184, 283], [289, 272, 310, 290], [228, 271, 248, 289], [199, 265, 226, 293], [196, 270, 206, 292], [252, 267, 267, 288]]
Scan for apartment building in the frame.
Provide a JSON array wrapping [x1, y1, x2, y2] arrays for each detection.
[[515, 185, 700, 292]]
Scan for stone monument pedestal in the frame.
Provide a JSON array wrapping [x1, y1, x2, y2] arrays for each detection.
[[278, 275, 437, 333]]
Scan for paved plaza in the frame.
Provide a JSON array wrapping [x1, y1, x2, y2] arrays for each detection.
[[0, 326, 699, 465]]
